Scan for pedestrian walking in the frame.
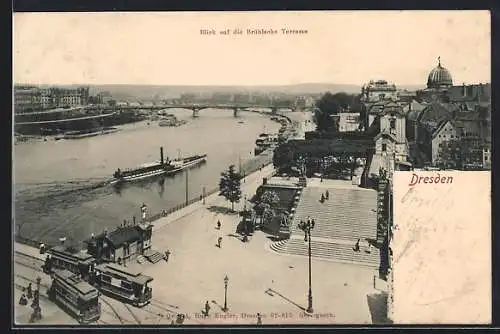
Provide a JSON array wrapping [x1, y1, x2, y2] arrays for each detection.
[[353, 238, 360, 252], [204, 301, 211, 316], [164, 250, 171, 262], [217, 236, 223, 248], [19, 294, 28, 306], [217, 220, 221, 230], [39, 243, 46, 255], [257, 313, 262, 325], [320, 193, 325, 203], [27, 283, 33, 299], [311, 219, 315, 229], [325, 190, 329, 200]]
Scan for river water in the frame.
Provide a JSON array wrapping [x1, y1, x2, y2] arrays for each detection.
[[13, 109, 281, 247]]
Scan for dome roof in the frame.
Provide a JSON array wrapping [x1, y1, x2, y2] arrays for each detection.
[[427, 57, 453, 89]]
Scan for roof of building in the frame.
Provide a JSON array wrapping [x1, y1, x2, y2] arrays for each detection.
[[105, 226, 142, 248], [379, 101, 405, 116], [427, 58, 453, 88], [418, 103, 454, 130], [374, 131, 398, 142], [403, 100, 426, 114], [454, 111, 482, 122], [446, 83, 491, 102], [431, 119, 454, 139], [366, 103, 386, 115]]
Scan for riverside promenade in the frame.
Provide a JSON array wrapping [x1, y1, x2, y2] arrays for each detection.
[[131, 164, 383, 325], [14, 112, 387, 325], [14, 163, 384, 325]]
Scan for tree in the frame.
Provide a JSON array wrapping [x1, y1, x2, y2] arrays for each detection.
[[437, 138, 483, 169], [219, 164, 242, 211], [314, 92, 361, 132], [256, 190, 280, 225]]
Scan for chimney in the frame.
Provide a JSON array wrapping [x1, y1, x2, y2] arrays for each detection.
[[462, 83, 466, 97], [160, 147, 164, 165], [104, 228, 108, 237], [133, 216, 136, 225]]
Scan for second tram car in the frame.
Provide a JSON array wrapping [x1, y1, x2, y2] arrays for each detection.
[[48, 270, 101, 324], [90, 263, 153, 307], [42, 246, 96, 279]]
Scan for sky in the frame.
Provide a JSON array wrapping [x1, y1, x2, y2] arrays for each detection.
[[13, 11, 491, 86]]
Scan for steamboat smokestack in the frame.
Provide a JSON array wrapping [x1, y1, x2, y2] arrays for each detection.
[[160, 147, 164, 165]]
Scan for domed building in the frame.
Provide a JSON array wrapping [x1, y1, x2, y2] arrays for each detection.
[[416, 57, 453, 103], [427, 57, 453, 89]]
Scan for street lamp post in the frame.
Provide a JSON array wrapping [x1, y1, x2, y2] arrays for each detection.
[[299, 219, 315, 314], [223, 275, 229, 312]]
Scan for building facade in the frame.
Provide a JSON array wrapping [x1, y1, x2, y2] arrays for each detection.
[[360, 80, 398, 103], [377, 102, 408, 163], [14, 85, 90, 112], [431, 120, 457, 164], [333, 112, 361, 132], [85, 222, 153, 264]]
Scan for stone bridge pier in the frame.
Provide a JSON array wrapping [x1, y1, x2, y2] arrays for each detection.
[[233, 107, 239, 117]]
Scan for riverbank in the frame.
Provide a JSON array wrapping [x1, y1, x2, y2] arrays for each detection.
[[14, 163, 378, 325], [13, 109, 299, 249]]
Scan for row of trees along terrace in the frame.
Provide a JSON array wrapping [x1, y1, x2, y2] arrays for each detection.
[[314, 92, 363, 132]]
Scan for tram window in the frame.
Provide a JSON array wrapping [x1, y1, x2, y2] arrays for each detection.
[[121, 281, 132, 290], [101, 275, 111, 283]]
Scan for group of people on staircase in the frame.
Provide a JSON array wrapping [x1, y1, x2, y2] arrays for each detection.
[[353, 238, 374, 253]]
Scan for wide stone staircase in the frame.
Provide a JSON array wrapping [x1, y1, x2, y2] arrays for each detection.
[[269, 184, 380, 267], [292, 187, 377, 241], [270, 239, 379, 267], [144, 249, 165, 264]]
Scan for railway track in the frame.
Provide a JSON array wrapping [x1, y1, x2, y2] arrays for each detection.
[[13, 252, 195, 325], [99, 295, 143, 325], [13, 257, 138, 326], [123, 302, 142, 325], [14, 252, 45, 272], [98, 299, 126, 325]]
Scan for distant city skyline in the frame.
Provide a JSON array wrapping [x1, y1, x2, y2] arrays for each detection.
[[13, 11, 490, 87]]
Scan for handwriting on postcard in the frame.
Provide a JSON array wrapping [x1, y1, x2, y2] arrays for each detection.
[[391, 171, 491, 324]]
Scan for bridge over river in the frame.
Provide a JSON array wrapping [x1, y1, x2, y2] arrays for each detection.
[[15, 103, 297, 120]]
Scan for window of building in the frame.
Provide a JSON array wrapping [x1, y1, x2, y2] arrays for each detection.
[[390, 119, 396, 130], [382, 143, 387, 152]]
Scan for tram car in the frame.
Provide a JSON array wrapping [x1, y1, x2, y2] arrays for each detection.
[[42, 246, 96, 279], [89, 263, 153, 307], [47, 269, 101, 324]]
